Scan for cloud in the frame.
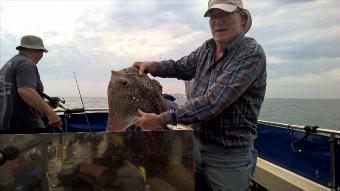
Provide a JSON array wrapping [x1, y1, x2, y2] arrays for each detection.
[[248, 0, 340, 60], [70, 0, 208, 60], [267, 56, 340, 79], [268, 67, 340, 98], [245, 0, 340, 99], [325, 68, 340, 80]]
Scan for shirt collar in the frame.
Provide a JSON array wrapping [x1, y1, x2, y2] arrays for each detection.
[[206, 32, 245, 53]]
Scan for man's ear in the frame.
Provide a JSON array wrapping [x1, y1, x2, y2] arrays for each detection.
[[239, 11, 248, 29]]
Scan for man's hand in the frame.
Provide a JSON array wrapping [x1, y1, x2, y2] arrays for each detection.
[[47, 111, 62, 128], [132, 61, 158, 75], [135, 109, 160, 130]]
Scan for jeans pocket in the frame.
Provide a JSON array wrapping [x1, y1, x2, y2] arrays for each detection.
[[204, 150, 249, 169]]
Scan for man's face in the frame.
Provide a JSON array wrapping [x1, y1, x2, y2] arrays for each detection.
[[209, 8, 246, 45], [32, 49, 44, 63]]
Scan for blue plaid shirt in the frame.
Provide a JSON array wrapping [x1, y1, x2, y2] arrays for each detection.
[[154, 33, 267, 151]]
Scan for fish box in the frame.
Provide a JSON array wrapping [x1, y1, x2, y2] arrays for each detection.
[[0, 130, 194, 191]]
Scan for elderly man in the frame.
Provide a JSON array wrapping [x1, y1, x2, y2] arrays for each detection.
[[0, 35, 61, 132], [133, 0, 266, 190]]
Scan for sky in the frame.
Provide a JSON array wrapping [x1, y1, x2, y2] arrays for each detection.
[[0, 0, 340, 99]]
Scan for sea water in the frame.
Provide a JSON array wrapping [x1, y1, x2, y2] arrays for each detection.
[[62, 97, 340, 131]]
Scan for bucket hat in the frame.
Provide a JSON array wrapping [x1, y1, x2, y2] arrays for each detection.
[[204, 0, 252, 33], [16, 35, 48, 53]]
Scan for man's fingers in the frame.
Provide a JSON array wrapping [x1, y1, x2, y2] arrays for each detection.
[[48, 115, 62, 128], [139, 65, 145, 75], [133, 62, 145, 75], [135, 109, 145, 125], [51, 120, 62, 128], [132, 117, 142, 125], [137, 109, 145, 116]]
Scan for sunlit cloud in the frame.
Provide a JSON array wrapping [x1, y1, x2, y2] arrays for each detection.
[[102, 30, 204, 58], [326, 68, 340, 80]]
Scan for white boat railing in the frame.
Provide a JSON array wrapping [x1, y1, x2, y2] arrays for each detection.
[[258, 120, 340, 136]]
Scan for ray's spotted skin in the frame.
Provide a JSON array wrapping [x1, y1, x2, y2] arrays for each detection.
[[107, 67, 163, 132]]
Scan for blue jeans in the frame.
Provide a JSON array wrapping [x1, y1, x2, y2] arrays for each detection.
[[194, 137, 257, 191]]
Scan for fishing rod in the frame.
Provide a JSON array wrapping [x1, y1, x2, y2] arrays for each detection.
[[73, 72, 92, 132]]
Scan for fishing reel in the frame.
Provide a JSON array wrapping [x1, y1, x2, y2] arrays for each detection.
[[49, 97, 66, 109], [39, 92, 66, 110], [50, 96, 66, 105]]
